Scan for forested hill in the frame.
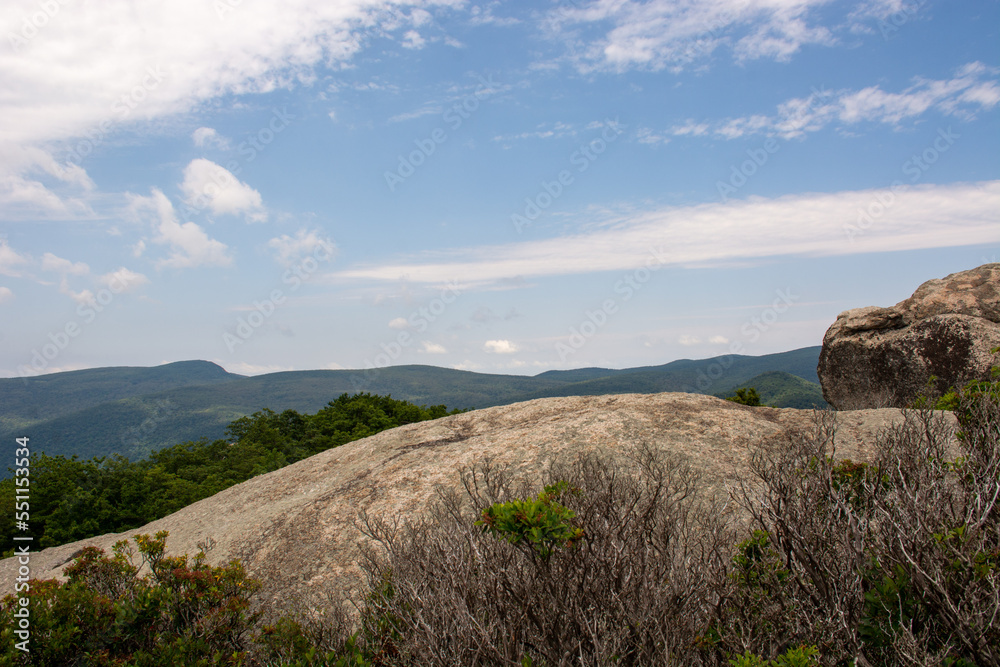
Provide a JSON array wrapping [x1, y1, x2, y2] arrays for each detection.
[[0, 346, 823, 462], [0, 360, 240, 422]]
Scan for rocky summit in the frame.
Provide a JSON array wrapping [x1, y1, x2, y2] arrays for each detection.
[[818, 264, 1000, 410], [0, 393, 944, 616]]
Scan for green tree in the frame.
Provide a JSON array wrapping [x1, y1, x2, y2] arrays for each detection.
[[726, 387, 762, 406]]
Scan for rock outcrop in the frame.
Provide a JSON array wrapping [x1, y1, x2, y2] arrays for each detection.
[[0, 393, 946, 616], [818, 264, 1000, 410]]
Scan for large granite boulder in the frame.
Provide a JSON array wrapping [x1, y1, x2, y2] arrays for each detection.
[[0, 393, 930, 616], [819, 264, 1000, 410]]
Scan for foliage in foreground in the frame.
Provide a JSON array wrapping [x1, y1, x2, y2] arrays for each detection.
[[0, 393, 462, 555], [2, 378, 998, 665], [348, 379, 998, 666]]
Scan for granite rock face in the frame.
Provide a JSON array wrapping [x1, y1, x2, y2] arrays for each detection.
[[819, 264, 1000, 410], [0, 393, 943, 616]]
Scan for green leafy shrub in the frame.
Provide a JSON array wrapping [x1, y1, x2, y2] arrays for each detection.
[[0, 531, 263, 665], [729, 644, 820, 667], [475, 480, 585, 561], [913, 345, 1000, 412], [730, 530, 789, 590]]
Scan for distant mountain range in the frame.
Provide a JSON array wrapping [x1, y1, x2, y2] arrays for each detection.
[[0, 347, 824, 463]]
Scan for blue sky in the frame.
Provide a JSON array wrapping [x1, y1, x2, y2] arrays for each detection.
[[1, 0, 998, 378]]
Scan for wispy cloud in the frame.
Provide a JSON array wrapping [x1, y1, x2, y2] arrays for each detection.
[[331, 180, 1000, 287], [546, 0, 839, 73], [672, 63, 999, 140], [0, 146, 96, 219], [41, 252, 89, 276], [389, 105, 444, 123], [267, 229, 337, 268], [493, 121, 577, 143], [0, 241, 31, 278], [192, 127, 230, 150]]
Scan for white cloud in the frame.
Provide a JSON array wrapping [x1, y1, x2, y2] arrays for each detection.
[[332, 180, 1000, 287], [41, 252, 89, 276], [468, 5, 519, 27], [131, 189, 233, 269], [0, 241, 31, 278], [180, 159, 266, 222], [691, 63, 1000, 140], [709, 335, 729, 344], [58, 279, 96, 306], [420, 341, 447, 354], [98, 267, 149, 292], [0, 147, 96, 219], [0, 0, 456, 221], [484, 339, 519, 354], [678, 335, 700, 346], [671, 120, 709, 137], [733, 12, 834, 62], [0, 287, 13, 304], [401, 30, 426, 49], [192, 127, 230, 150], [388, 317, 410, 329], [636, 127, 669, 145], [0, 1, 456, 148], [132, 240, 146, 258], [267, 228, 337, 267], [849, 0, 917, 23], [492, 122, 576, 143], [548, 0, 838, 73]]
